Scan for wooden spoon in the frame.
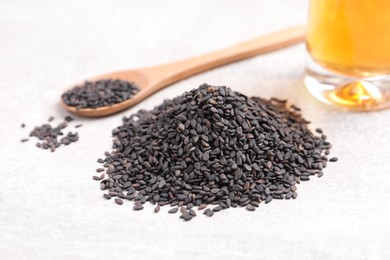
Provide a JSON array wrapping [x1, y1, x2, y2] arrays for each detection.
[[62, 25, 306, 117]]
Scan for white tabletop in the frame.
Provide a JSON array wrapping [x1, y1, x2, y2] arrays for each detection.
[[1, 0, 390, 259]]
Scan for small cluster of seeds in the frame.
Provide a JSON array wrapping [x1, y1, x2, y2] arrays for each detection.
[[62, 79, 139, 109], [21, 116, 80, 152], [94, 84, 337, 221]]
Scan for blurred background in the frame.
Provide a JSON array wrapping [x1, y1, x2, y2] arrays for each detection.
[[0, 0, 308, 114]]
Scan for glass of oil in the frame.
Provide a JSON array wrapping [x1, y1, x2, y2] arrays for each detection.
[[305, 0, 390, 111]]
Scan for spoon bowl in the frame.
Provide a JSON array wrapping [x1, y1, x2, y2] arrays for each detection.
[[61, 26, 306, 117], [61, 70, 150, 117]]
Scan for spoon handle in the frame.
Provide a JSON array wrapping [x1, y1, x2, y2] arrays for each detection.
[[144, 25, 306, 88]]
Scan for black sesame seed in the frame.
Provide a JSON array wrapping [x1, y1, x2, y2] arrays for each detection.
[[246, 205, 256, 211], [133, 205, 144, 211], [183, 214, 193, 221], [204, 208, 214, 217], [189, 209, 196, 216], [213, 205, 222, 212], [265, 196, 273, 204], [198, 204, 207, 210], [64, 116, 74, 122], [168, 207, 179, 214]]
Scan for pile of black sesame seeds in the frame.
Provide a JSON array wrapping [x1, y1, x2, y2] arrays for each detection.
[[62, 79, 139, 109], [94, 83, 337, 221]]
